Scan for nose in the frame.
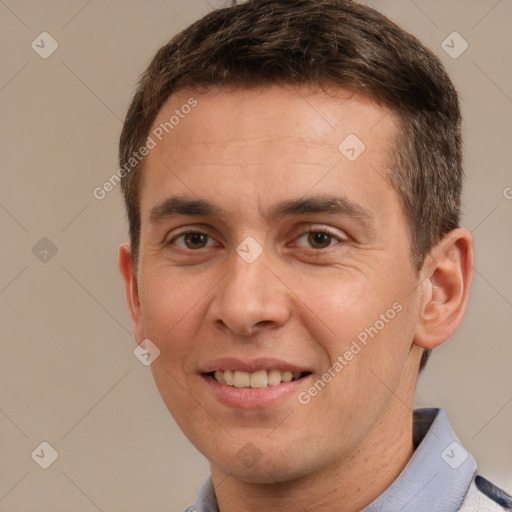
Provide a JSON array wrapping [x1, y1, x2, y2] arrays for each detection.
[[208, 247, 291, 337]]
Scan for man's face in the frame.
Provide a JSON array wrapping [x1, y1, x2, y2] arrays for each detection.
[[124, 86, 426, 482]]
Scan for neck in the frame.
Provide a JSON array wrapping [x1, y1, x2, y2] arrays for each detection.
[[211, 399, 416, 512]]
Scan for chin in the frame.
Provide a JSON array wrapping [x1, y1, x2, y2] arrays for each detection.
[[208, 445, 318, 484]]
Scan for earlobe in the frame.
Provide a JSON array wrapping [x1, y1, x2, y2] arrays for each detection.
[[118, 243, 145, 343], [413, 229, 474, 350]]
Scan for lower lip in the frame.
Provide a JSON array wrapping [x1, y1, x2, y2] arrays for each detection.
[[201, 374, 309, 409]]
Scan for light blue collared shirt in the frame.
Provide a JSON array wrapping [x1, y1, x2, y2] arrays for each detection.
[[182, 408, 503, 511]]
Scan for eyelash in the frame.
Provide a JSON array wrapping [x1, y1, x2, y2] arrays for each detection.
[[293, 227, 346, 249], [167, 227, 347, 251]]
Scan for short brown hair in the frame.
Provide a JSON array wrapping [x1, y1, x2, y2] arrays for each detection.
[[119, 0, 463, 371]]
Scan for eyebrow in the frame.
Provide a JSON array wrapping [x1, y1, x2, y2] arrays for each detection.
[[148, 195, 375, 230]]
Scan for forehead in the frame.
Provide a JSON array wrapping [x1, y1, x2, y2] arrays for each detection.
[[140, 85, 401, 224], [150, 85, 395, 154]]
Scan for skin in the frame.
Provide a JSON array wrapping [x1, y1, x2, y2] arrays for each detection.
[[119, 85, 474, 511]]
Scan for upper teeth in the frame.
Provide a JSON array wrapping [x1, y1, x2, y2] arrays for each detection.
[[213, 369, 303, 388]]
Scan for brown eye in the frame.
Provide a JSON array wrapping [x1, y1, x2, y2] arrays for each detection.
[[293, 227, 346, 250], [169, 231, 213, 250], [183, 232, 209, 249], [307, 231, 333, 249]]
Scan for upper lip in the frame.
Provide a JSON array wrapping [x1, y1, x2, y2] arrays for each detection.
[[199, 357, 311, 374]]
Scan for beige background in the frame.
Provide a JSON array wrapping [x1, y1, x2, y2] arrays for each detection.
[[0, 0, 511, 510]]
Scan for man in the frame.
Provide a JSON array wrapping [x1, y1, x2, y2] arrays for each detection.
[[117, 0, 511, 510]]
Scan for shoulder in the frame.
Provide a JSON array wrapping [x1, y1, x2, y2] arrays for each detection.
[[459, 474, 512, 511]]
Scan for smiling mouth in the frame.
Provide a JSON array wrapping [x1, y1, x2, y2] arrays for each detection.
[[206, 369, 311, 389]]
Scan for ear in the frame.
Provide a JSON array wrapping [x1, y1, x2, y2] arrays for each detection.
[[413, 228, 474, 349], [118, 243, 145, 344]]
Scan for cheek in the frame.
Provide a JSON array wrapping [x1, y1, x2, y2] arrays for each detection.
[[291, 266, 417, 385], [139, 270, 211, 430], [289, 269, 394, 351], [138, 270, 207, 364]]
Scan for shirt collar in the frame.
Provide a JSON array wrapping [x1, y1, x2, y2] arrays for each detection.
[[188, 408, 476, 512], [362, 408, 476, 511]]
